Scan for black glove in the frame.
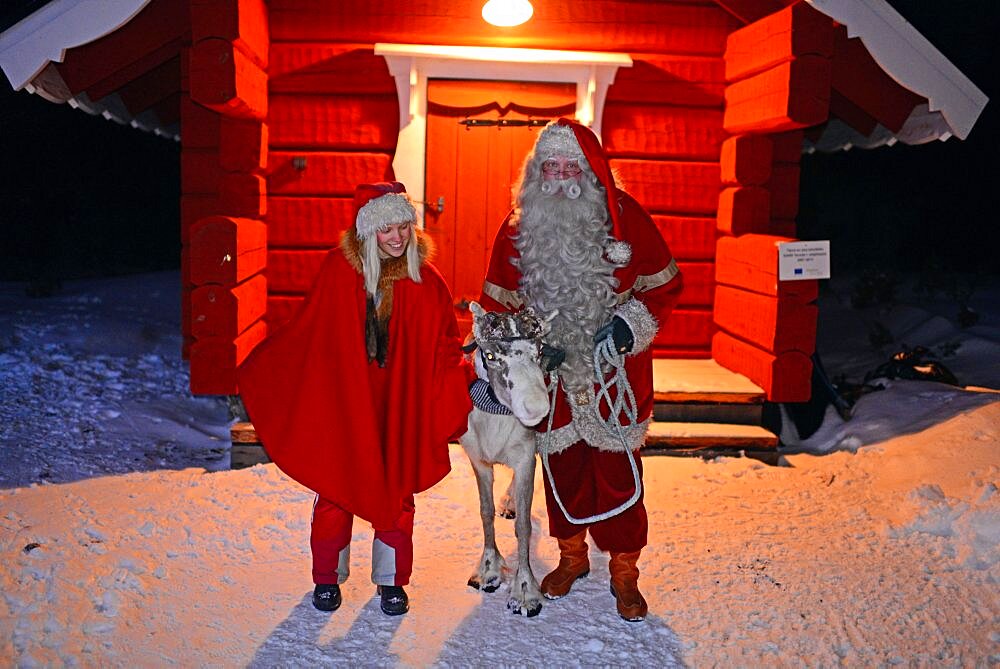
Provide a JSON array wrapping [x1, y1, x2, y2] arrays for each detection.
[[594, 316, 634, 354]]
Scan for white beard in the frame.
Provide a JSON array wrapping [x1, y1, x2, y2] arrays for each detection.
[[513, 175, 618, 395]]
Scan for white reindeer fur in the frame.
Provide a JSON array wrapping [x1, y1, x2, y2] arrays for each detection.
[[459, 303, 551, 617]]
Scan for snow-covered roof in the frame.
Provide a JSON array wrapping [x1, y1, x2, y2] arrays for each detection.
[[0, 0, 178, 139], [804, 0, 988, 152]]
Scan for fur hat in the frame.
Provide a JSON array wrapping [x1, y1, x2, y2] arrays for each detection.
[[536, 119, 630, 264], [353, 181, 417, 239]]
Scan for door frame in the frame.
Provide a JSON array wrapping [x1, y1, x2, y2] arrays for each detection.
[[375, 43, 631, 219]]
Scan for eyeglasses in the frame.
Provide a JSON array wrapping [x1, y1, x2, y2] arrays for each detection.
[[541, 159, 582, 177]]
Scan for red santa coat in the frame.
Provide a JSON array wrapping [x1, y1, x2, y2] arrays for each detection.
[[238, 231, 471, 529], [480, 188, 683, 447]]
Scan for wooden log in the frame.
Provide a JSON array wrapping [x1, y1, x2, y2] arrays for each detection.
[[191, 0, 269, 69], [189, 38, 267, 120], [269, 44, 396, 95], [715, 234, 818, 301], [724, 1, 834, 82], [675, 262, 715, 307], [266, 197, 354, 247], [191, 273, 268, 339], [605, 56, 725, 107], [149, 91, 181, 128], [717, 186, 770, 235], [181, 184, 266, 243], [602, 104, 726, 160], [219, 173, 267, 218], [56, 0, 185, 95], [714, 284, 817, 354], [770, 129, 804, 163], [828, 88, 879, 137], [267, 295, 305, 327], [650, 347, 711, 359], [181, 255, 191, 360], [830, 27, 923, 134], [266, 295, 306, 328], [267, 152, 393, 197], [180, 97, 221, 149], [220, 118, 267, 172], [645, 421, 778, 450], [611, 160, 720, 215], [651, 215, 717, 261], [266, 249, 329, 293], [114, 55, 181, 116], [189, 217, 267, 286], [723, 55, 831, 135], [182, 194, 223, 244], [720, 134, 773, 186], [181, 149, 224, 195], [653, 308, 715, 348], [714, 0, 784, 25], [712, 331, 812, 402], [268, 95, 399, 151], [268, 2, 736, 55], [190, 320, 267, 395], [767, 163, 800, 220]]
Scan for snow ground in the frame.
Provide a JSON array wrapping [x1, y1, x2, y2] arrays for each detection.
[[1, 270, 998, 666]]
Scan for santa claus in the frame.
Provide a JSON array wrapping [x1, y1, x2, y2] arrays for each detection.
[[480, 119, 683, 621], [238, 182, 471, 617]]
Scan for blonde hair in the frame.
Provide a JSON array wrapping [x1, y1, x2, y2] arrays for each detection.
[[361, 225, 422, 297]]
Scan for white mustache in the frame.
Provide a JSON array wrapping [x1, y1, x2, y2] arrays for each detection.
[[540, 177, 582, 199]]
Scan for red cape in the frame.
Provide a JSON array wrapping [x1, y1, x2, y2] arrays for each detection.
[[237, 247, 471, 529]]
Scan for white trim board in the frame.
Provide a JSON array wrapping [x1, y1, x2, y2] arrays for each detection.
[[375, 43, 632, 216]]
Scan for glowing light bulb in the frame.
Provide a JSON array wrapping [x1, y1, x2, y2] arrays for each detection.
[[481, 0, 533, 27]]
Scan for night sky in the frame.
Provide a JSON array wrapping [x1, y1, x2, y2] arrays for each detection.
[[0, 0, 995, 285]]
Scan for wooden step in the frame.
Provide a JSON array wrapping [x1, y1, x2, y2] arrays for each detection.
[[644, 420, 778, 451], [653, 358, 765, 404]]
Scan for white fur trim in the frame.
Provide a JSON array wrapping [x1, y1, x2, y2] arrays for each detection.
[[604, 240, 631, 265], [356, 192, 417, 239], [534, 123, 586, 163], [614, 298, 658, 354]]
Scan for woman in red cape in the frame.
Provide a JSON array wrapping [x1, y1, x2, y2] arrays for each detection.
[[237, 182, 471, 616]]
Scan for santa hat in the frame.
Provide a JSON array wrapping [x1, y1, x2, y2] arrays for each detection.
[[534, 119, 630, 264], [353, 181, 417, 239]]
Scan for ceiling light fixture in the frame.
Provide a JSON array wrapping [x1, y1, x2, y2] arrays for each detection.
[[481, 0, 534, 27]]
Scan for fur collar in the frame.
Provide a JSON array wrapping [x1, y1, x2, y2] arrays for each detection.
[[339, 227, 433, 323]]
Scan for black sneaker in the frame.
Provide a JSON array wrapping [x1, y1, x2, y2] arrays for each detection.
[[376, 585, 409, 616], [313, 584, 342, 612]]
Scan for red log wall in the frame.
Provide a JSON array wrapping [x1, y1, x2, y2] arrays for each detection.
[[183, 0, 270, 394], [712, 1, 832, 400], [262, 0, 740, 363]]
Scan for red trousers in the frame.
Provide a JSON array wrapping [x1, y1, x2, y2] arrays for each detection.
[[310, 494, 415, 586], [541, 440, 647, 552]]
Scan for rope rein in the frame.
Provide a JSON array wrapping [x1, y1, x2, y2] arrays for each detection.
[[539, 335, 643, 525]]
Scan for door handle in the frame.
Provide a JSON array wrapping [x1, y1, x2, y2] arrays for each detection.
[[455, 298, 470, 312], [421, 196, 444, 214]]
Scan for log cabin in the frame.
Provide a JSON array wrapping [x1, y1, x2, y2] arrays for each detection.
[[0, 0, 988, 454]]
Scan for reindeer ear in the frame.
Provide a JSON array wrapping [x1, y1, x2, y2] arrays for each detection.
[[469, 301, 485, 318]]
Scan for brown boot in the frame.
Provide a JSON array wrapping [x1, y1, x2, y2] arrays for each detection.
[[540, 531, 590, 599], [609, 550, 647, 621]]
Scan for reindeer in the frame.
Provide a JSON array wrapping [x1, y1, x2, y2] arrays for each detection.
[[459, 302, 560, 618]]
